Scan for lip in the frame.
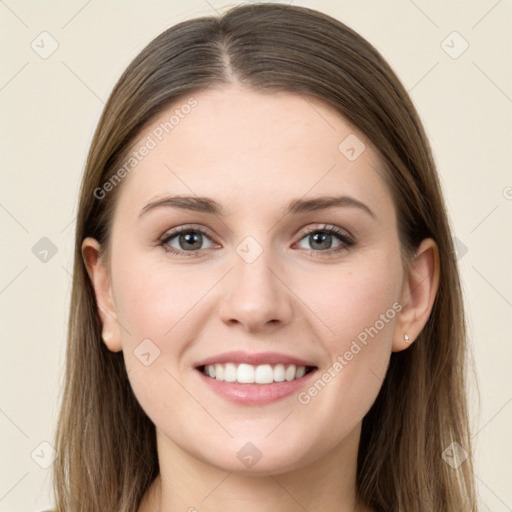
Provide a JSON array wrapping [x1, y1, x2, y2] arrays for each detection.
[[194, 351, 318, 406], [194, 350, 316, 368], [196, 368, 318, 405]]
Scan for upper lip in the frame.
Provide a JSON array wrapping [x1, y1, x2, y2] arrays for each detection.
[[195, 351, 317, 368]]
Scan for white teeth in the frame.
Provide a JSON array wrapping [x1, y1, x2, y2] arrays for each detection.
[[201, 362, 310, 384], [224, 363, 237, 382], [237, 363, 255, 383], [273, 363, 285, 382], [215, 364, 224, 381], [285, 364, 296, 381], [255, 364, 274, 384]]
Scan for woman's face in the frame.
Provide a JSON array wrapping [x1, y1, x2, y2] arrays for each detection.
[[99, 85, 407, 474]]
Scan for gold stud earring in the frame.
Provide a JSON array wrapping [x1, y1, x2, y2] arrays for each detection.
[[102, 332, 109, 343]]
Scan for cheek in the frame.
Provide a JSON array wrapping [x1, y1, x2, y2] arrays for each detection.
[[111, 250, 210, 343], [301, 249, 402, 349], [293, 250, 402, 413], [109, 252, 207, 424]]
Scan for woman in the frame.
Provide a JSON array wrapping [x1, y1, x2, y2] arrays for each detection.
[[52, 3, 479, 511]]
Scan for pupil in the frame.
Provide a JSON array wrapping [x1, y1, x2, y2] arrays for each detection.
[[311, 232, 331, 250]]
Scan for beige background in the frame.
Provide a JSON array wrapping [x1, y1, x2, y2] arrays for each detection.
[[1, 1, 511, 510]]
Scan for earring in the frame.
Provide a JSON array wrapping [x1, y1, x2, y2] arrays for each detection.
[[102, 332, 109, 342], [404, 333, 410, 343]]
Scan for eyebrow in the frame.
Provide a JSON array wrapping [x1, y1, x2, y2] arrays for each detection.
[[138, 194, 375, 219]]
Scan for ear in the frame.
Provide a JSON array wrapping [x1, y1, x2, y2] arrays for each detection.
[[393, 237, 440, 352], [81, 237, 122, 352]]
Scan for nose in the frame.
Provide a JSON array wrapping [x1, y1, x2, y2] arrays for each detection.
[[218, 248, 294, 333]]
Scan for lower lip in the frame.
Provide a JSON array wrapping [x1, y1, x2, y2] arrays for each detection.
[[196, 368, 318, 405]]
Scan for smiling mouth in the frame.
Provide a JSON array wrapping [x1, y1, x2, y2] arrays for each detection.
[[198, 363, 317, 384]]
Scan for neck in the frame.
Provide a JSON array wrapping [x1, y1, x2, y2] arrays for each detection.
[[139, 423, 372, 512]]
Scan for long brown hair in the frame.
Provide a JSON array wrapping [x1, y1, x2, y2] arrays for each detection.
[[53, 3, 479, 511]]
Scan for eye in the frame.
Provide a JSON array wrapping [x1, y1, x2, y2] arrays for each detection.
[[295, 224, 355, 255], [161, 227, 216, 256], [159, 223, 355, 257]]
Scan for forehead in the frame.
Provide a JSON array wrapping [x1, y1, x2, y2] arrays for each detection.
[[114, 85, 394, 223]]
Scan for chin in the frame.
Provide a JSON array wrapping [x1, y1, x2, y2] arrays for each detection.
[[190, 434, 322, 476]]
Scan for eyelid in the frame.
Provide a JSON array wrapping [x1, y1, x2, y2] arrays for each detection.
[[295, 223, 354, 244], [160, 224, 215, 242]]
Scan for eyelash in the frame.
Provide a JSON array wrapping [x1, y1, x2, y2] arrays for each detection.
[[159, 224, 355, 258]]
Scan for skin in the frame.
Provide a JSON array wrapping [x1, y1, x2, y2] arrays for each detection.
[[83, 84, 439, 512]]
